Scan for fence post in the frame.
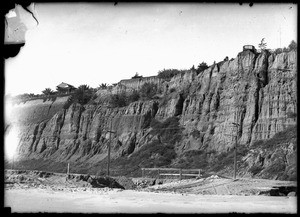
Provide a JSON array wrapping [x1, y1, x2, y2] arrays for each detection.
[[66, 163, 70, 179], [142, 168, 144, 178], [180, 169, 182, 180], [158, 169, 160, 179], [198, 169, 201, 177]]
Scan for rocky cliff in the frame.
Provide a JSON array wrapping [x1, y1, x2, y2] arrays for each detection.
[[5, 49, 297, 180]]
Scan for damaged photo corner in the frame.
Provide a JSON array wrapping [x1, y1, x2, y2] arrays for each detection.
[[4, 1, 38, 58]]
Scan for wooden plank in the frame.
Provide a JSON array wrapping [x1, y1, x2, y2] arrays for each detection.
[[141, 168, 177, 171], [182, 169, 203, 172], [142, 168, 202, 172], [155, 168, 180, 171], [159, 173, 200, 177], [159, 173, 180, 176], [141, 168, 161, 171]]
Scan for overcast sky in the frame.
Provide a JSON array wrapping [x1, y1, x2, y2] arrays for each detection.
[[5, 3, 297, 96]]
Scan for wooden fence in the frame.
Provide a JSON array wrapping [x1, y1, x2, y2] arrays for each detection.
[[141, 168, 202, 180]]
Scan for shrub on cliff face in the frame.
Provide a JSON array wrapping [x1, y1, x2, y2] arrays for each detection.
[[127, 90, 140, 103], [109, 90, 141, 108], [174, 150, 208, 169], [248, 165, 263, 175], [139, 82, 158, 100], [157, 69, 186, 80], [150, 117, 183, 144], [108, 83, 158, 108], [109, 92, 127, 107], [252, 125, 297, 150]]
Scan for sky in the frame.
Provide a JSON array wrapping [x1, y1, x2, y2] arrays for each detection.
[[5, 3, 297, 96]]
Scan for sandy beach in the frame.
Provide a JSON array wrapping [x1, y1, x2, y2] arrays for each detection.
[[5, 187, 297, 213]]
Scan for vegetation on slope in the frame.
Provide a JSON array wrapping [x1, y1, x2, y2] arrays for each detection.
[[92, 117, 183, 177], [109, 83, 158, 108], [8, 121, 296, 181]]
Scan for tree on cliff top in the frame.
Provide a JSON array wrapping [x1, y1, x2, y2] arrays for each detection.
[[42, 88, 54, 96], [132, 72, 143, 79], [288, 40, 297, 51], [196, 62, 208, 74], [98, 83, 108, 89], [64, 84, 93, 108], [77, 84, 91, 92], [157, 69, 185, 80], [258, 38, 267, 50]]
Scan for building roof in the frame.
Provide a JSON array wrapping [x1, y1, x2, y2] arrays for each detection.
[[243, 45, 255, 49], [56, 82, 75, 88]]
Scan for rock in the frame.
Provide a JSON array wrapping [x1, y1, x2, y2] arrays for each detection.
[[87, 177, 93, 184], [113, 176, 135, 190], [155, 179, 163, 185], [287, 191, 296, 197]]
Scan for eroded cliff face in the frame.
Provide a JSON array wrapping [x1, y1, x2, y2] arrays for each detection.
[[6, 49, 297, 178]]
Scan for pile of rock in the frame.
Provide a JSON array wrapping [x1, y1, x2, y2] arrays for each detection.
[[113, 176, 136, 190], [132, 178, 156, 188]]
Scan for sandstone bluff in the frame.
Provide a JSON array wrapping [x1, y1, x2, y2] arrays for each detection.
[[5, 49, 297, 180]]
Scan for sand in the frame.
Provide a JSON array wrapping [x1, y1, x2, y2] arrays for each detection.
[[5, 187, 297, 213]]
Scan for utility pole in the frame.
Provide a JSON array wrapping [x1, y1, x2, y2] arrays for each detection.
[[107, 120, 112, 177], [234, 133, 237, 180], [67, 163, 70, 175], [225, 122, 239, 180], [232, 122, 239, 180], [106, 118, 116, 177]]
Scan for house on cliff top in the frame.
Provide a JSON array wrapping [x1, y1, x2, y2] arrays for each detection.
[[243, 45, 256, 52], [56, 82, 76, 93]]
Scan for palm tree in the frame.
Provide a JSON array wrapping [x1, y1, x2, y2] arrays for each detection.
[[42, 88, 54, 96], [98, 83, 108, 89], [77, 84, 90, 92]]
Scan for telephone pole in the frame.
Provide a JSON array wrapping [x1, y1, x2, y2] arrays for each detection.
[[107, 120, 112, 176], [225, 122, 239, 180], [106, 118, 116, 177], [234, 133, 237, 180], [230, 122, 239, 180]]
